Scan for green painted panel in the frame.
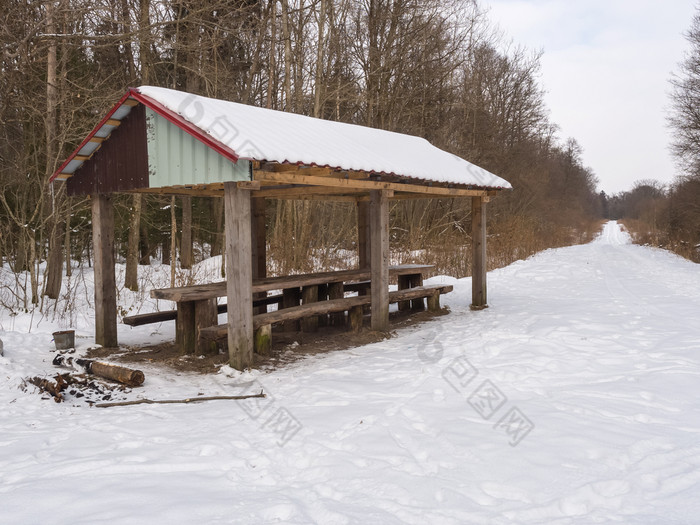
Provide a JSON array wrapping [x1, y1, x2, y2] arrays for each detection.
[[145, 108, 250, 187]]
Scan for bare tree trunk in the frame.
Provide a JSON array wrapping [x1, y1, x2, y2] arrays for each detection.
[[267, 0, 277, 109], [180, 195, 193, 269], [125, 193, 142, 291], [64, 201, 71, 277], [313, 0, 327, 118], [281, 0, 292, 110], [44, 2, 63, 300]]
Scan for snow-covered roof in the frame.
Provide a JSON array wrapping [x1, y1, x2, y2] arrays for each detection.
[[51, 86, 510, 190], [137, 86, 510, 189]]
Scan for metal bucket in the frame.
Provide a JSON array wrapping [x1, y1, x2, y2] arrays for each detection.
[[53, 330, 75, 350]]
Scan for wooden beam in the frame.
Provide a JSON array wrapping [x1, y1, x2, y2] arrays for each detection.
[[89, 137, 106, 143], [123, 99, 139, 107], [224, 181, 254, 370], [105, 119, 121, 127], [253, 185, 364, 199], [92, 194, 118, 347], [370, 189, 390, 331], [254, 171, 490, 198], [470, 196, 488, 310]]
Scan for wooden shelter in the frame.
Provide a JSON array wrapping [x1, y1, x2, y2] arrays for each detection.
[[50, 86, 511, 370]]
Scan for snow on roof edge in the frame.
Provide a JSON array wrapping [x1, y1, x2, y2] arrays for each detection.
[[136, 86, 512, 190]]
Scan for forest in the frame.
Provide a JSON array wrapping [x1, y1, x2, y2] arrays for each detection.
[[0, 0, 632, 315]]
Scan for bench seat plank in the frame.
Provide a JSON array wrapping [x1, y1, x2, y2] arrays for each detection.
[[199, 284, 452, 342]]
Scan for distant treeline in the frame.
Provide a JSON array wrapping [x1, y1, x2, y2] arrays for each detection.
[[608, 7, 700, 263]]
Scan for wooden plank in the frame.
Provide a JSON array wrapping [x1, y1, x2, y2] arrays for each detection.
[[255, 295, 370, 329], [471, 196, 488, 310], [201, 286, 452, 342], [92, 193, 118, 348], [282, 287, 301, 332], [254, 171, 491, 198], [388, 284, 452, 302], [253, 186, 361, 199], [150, 266, 434, 302], [123, 310, 177, 326], [370, 190, 390, 331], [105, 119, 121, 126], [224, 181, 254, 370], [123, 295, 283, 327]]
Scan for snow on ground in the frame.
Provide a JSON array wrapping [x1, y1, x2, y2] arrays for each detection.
[[1, 221, 700, 524]]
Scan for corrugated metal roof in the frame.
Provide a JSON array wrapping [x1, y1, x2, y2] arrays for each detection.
[[51, 86, 511, 190]]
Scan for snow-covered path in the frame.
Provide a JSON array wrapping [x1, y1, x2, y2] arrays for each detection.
[[1, 221, 700, 524]]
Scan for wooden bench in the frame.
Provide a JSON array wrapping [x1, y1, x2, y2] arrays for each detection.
[[199, 284, 453, 355], [122, 295, 283, 327], [149, 265, 434, 355]]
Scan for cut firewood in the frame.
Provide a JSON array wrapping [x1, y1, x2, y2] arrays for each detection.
[[53, 355, 144, 387]]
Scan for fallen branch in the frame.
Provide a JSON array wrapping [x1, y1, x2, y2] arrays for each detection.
[[94, 392, 265, 408]]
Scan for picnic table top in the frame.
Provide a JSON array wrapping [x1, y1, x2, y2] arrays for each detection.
[[151, 264, 434, 302]]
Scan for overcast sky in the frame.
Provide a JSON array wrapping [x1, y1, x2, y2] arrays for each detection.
[[481, 0, 697, 194]]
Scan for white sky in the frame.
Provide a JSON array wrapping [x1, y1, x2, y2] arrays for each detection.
[[481, 0, 696, 194]]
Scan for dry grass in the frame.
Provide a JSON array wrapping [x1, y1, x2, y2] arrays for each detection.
[[620, 219, 700, 263]]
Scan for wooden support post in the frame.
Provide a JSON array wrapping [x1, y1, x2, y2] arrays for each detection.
[[224, 182, 253, 370], [427, 290, 440, 312], [471, 196, 488, 310], [282, 288, 301, 331], [176, 301, 195, 354], [254, 324, 272, 356], [194, 299, 218, 355], [327, 281, 344, 326], [397, 274, 410, 311], [251, 197, 267, 314], [370, 190, 390, 331], [301, 285, 319, 332], [92, 193, 118, 348], [410, 273, 425, 311], [349, 305, 363, 332]]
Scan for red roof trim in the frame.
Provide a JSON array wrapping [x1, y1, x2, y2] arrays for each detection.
[[50, 87, 240, 183], [128, 88, 240, 163], [50, 90, 134, 182]]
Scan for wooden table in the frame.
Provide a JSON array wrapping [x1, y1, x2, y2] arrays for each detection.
[[151, 264, 433, 354]]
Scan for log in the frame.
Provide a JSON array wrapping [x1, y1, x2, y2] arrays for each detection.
[[53, 355, 144, 387], [89, 361, 145, 387]]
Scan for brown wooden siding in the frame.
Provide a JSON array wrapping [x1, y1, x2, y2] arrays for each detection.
[[67, 104, 149, 196]]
